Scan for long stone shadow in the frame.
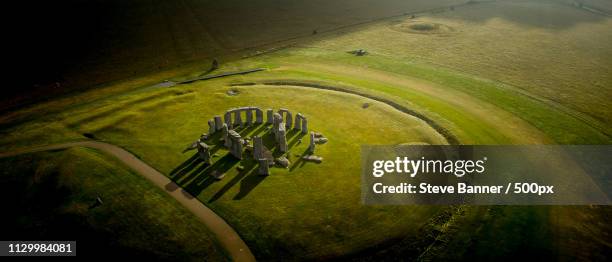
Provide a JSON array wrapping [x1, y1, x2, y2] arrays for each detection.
[[288, 131, 306, 149], [171, 123, 307, 202], [182, 154, 239, 197], [237, 124, 268, 138], [178, 160, 211, 185], [170, 154, 202, 182], [289, 147, 312, 172], [234, 169, 266, 200], [208, 157, 258, 203]]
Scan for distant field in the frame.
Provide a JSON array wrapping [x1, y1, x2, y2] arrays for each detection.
[[310, 0, 612, 132]]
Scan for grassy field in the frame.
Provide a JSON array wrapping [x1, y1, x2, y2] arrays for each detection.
[[0, 0, 611, 260], [0, 148, 227, 260], [310, 0, 612, 134], [6, 0, 464, 112]]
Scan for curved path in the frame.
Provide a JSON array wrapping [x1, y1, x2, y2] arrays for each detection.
[[0, 141, 255, 262]]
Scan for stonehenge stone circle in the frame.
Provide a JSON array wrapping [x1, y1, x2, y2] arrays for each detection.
[[197, 107, 321, 175], [221, 107, 268, 128]]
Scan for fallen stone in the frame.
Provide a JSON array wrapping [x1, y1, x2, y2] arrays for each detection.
[[182, 141, 199, 153], [211, 171, 225, 180], [315, 137, 328, 144], [275, 157, 291, 168], [302, 155, 323, 163]]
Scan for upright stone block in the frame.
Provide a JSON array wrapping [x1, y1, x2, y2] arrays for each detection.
[[308, 131, 316, 153], [228, 130, 242, 159], [273, 113, 282, 134], [222, 124, 231, 148], [258, 158, 269, 176], [255, 108, 264, 124], [224, 111, 232, 128], [214, 116, 223, 131], [208, 119, 216, 135], [253, 136, 263, 159], [301, 117, 308, 134], [197, 142, 211, 164], [278, 126, 288, 153], [245, 110, 253, 125], [266, 109, 274, 124], [279, 108, 293, 129], [234, 110, 243, 127], [294, 113, 303, 130]]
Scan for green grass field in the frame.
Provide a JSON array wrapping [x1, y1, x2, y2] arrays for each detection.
[[1, 0, 611, 260], [0, 148, 227, 260]]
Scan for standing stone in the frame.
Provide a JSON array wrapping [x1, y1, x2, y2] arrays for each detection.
[[308, 131, 316, 153], [234, 110, 243, 127], [253, 136, 263, 159], [229, 130, 242, 159], [273, 113, 282, 135], [301, 117, 309, 134], [266, 109, 274, 124], [255, 108, 264, 124], [294, 113, 303, 130], [279, 108, 293, 129], [278, 126, 288, 153], [224, 111, 232, 128], [208, 119, 216, 135], [214, 116, 223, 131], [222, 124, 231, 147], [258, 158, 269, 176], [197, 142, 211, 164], [245, 109, 253, 126]]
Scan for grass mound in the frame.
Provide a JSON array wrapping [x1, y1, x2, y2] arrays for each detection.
[[391, 20, 455, 35]]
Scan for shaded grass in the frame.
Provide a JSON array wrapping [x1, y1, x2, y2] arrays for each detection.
[[0, 148, 227, 260]]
